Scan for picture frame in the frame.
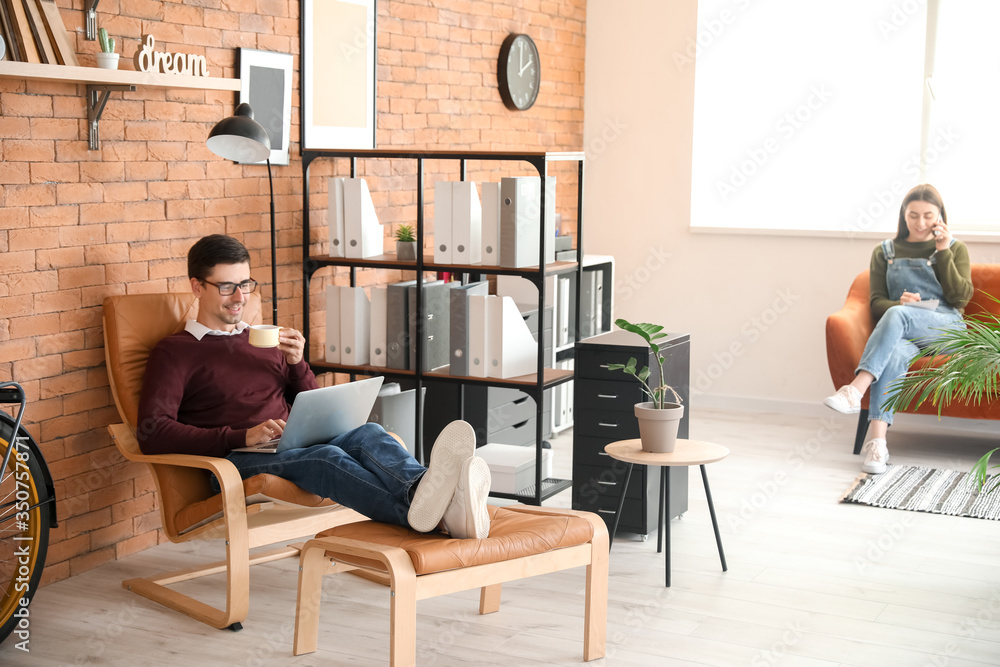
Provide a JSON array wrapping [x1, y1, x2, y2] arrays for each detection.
[[301, 0, 377, 150], [238, 48, 293, 165]]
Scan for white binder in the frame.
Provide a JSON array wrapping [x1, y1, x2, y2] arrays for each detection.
[[434, 181, 452, 264], [487, 295, 538, 379], [327, 177, 346, 258], [452, 181, 482, 265], [340, 286, 371, 365], [325, 285, 341, 364], [499, 176, 556, 268], [557, 275, 570, 346], [480, 182, 500, 266], [467, 294, 490, 378], [369, 286, 388, 367], [343, 178, 383, 259]]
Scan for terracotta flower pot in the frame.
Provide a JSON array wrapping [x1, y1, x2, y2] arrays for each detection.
[[635, 401, 684, 453]]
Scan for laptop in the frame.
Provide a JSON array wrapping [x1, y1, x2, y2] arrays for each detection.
[[232, 376, 384, 453]]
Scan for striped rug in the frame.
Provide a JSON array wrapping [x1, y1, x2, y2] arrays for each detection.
[[841, 465, 1000, 520]]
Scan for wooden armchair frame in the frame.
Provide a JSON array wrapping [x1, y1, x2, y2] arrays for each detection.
[[103, 293, 364, 630]]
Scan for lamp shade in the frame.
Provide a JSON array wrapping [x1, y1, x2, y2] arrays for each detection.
[[206, 102, 271, 163]]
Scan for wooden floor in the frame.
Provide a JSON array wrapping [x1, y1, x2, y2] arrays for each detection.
[[6, 409, 1000, 666]]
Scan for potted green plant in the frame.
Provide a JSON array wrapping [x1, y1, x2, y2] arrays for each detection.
[[96, 28, 119, 70], [606, 318, 684, 453], [395, 224, 417, 261], [884, 303, 1000, 493]]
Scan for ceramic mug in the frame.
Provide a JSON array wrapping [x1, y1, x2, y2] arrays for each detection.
[[248, 325, 280, 348]]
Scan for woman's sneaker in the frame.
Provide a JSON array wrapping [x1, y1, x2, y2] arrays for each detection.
[[861, 438, 890, 474], [824, 385, 862, 414]]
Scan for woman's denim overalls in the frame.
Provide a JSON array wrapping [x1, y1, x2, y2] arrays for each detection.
[[856, 239, 963, 424]]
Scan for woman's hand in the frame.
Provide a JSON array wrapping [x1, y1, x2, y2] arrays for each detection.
[[246, 419, 286, 445], [899, 291, 922, 304], [277, 327, 306, 365], [933, 217, 952, 251]]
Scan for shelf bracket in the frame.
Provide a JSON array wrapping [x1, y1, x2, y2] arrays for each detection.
[[86, 84, 134, 150], [85, 0, 101, 41]]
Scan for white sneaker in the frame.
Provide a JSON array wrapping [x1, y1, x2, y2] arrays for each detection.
[[408, 420, 475, 533], [824, 385, 862, 414], [861, 438, 890, 474], [441, 457, 491, 539]]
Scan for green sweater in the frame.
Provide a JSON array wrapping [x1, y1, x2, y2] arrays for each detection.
[[869, 239, 973, 320]]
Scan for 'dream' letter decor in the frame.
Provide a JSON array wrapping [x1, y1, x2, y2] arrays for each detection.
[[134, 34, 210, 77]]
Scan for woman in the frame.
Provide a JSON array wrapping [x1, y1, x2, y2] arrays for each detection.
[[824, 184, 973, 473]]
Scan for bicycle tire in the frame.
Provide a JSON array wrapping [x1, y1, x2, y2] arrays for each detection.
[[0, 415, 52, 646]]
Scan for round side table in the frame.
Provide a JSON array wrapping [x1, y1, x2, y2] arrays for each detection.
[[604, 438, 729, 587]]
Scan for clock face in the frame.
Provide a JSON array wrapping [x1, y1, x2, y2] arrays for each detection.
[[498, 34, 540, 111]]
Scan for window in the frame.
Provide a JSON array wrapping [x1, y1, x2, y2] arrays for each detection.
[[689, 0, 998, 236]]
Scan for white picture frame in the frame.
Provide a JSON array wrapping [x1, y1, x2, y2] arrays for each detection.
[[301, 0, 377, 150], [238, 48, 293, 165]]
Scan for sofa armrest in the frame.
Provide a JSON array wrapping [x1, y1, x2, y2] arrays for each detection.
[[825, 298, 873, 391]]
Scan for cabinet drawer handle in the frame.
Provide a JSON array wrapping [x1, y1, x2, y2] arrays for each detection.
[[597, 393, 618, 399], [597, 509, 617, 515], [598, 422, 618, 428], [598, 452, 609, 456], [597, 481, 616, 486], [599, 364, 611, 369]]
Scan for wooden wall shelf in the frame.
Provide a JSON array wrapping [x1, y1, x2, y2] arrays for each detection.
[[0, 60, 240, 150], [0, 60, 241, 91]]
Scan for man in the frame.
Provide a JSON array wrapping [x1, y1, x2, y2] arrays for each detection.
[[137, 234, 491, 539]]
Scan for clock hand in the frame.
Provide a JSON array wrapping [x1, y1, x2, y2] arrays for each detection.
[[518, 41, 524, 70], [519, 58, 533, 76]]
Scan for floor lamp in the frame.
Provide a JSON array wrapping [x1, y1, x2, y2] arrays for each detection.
[[206, 103, 278, 325]]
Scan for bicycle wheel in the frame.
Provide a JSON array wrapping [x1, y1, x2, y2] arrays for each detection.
[[0, 417, 52, 645]]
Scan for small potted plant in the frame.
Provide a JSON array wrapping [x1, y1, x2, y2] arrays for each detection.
[[395, 224, 417, 261], [607, 318, 684, 453], [96, 28, 119, 70]]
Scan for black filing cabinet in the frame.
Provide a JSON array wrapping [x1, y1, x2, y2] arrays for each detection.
[[572, 330, 690, 536]]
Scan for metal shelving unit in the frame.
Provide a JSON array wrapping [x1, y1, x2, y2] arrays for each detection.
[[300, 148, 585, 505]]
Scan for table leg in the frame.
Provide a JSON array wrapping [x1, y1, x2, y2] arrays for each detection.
[[664, 465, 671, 587], [608, 462, 633, 551], [657, 467, 665, 554], [701, 464, 727, 572]]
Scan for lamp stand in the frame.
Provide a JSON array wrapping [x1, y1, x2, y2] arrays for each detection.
[[267, 159, 277, 326]]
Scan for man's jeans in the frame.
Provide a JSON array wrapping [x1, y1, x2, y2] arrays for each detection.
[[221, 423, 426, 527], [857, 306, 962, 424]]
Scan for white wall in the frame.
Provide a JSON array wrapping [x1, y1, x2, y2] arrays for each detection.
[[582, 0, 1000, 414]]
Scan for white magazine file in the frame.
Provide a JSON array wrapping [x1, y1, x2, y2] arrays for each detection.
[[343, 178, 383, 259], [451, 181, 482, 265], [327, 177, 346, 258], [325, 285, 341, 364], [369, 286, 387, 367], [487, 295, 537, 379], [340, 286, 371, 366]]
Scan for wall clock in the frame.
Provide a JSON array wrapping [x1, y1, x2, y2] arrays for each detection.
[[498, 33, 540, 111]]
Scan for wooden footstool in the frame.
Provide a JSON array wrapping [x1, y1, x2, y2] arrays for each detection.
[[293, 504, 609, 665]]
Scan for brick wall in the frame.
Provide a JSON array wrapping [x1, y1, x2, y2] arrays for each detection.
[[0, 0, 586, 585]]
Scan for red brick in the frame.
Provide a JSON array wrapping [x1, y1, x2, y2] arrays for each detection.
[[34, 289, 82, 314], [4, 184, 56, 207], [79, 202, 125, 225], [115, 531, 159, 559], [30, 117, 80, 140], [0, 162, 30, 184], [6, 140, 55, 162], [106, 221, 150, 243], [12, 354, 62, 381], [124, 200, 166, 222], [56, 182, 105, 205], [125, 161, 167, 181], [8, 313, 60, 339], [166, 161, 207, 181], [112, 492, 155, 525], [37, 247, 85, 270], [148, 181, 189, 200], [106, 262, 149, 284], [9, 227, 59, 251], [39, 560, 71, 587], [9, 269, 59, 295], [29, 205, 81, 227], [60, 306, 102, 332], [69, 546, 115, 576], [60, 225, 107, 247], [80, 161, 125, 183], [63, 348, 106, 371], [45, 534, 90, 566], [147, 142, 188, 161], [2, 93, 53, 117], [104, 181, 149, 202], [0, 339, 36, 364], [59, 265, 106, 289]]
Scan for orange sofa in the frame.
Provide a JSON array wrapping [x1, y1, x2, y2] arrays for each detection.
[[826, 264, 1000, 454]]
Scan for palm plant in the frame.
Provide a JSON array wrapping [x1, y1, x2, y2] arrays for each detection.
[[606, 318, 682, 409], [883, 301, 1000, 493]]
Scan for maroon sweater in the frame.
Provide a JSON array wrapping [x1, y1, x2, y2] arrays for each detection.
[[137, 329, 317, 457]]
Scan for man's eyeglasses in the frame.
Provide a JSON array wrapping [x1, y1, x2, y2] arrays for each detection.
[[201, 279, 258, 296]]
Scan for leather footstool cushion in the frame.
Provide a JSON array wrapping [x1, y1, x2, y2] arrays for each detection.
[[316, 504, 595, 575]]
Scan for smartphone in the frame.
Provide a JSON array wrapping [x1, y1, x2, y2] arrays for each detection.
[[933, 215, 942, 237]]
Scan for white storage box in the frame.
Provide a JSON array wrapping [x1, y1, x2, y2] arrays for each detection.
[[477, 443, 553, 494]]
